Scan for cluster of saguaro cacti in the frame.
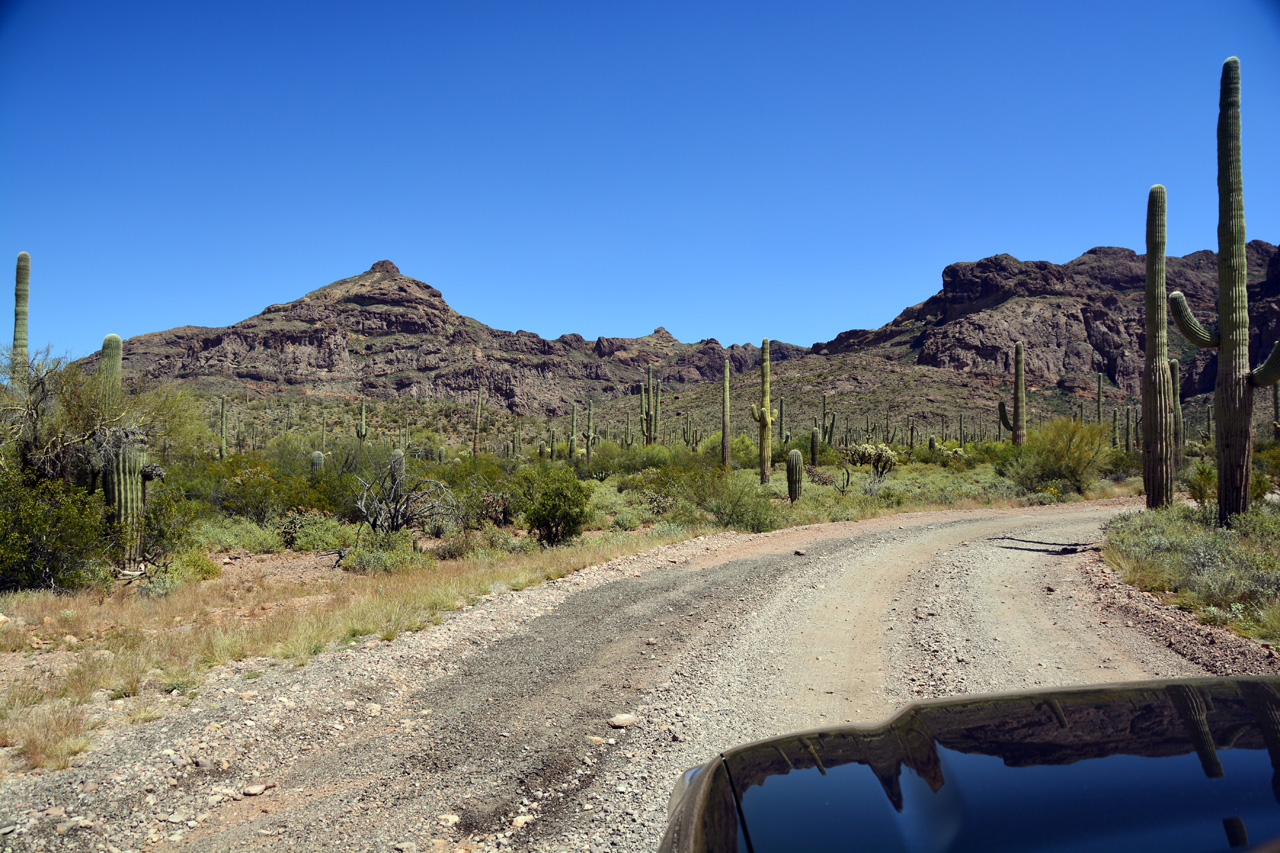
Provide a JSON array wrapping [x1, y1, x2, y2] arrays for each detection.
[[748, 339, 775, 484], [786, 449, 803, 503], [721, 358, 731, 468], [997, 342, 1027, 445], [1142, 184, 1177, 508], [1168, 57, 1280, 524], [12, 252, 28, 399]]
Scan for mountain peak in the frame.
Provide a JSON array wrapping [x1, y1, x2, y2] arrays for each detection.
[[369, 260, 401, 275]]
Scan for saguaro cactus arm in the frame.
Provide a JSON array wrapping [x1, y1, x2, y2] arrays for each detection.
[[1168, 292, 1220, 348], [998, 401, 1014, 433], [1251, 345, 1280, 388]]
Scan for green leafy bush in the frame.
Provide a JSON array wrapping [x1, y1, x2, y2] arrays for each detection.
[[193, 517, 285, 553], [277, 508, 357, 551], [997, 419, 1111, 495], [701, 472, 784, 533], [513, 466, 594, 546], [343, 530, 435, 573], [0, 465, 110, 592]]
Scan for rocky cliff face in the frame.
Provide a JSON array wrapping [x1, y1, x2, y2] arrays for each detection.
[[111, 261, 807, 416], [815, 242, 1280, 398]]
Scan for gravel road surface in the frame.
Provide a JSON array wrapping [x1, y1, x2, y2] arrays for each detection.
[[3, 498, 1277, 853]]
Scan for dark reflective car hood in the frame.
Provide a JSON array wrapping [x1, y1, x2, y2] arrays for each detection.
[[660, 677, 1280, 853]]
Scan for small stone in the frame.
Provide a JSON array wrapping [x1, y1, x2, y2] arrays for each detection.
[[394, 843, 418, 852], [438, 814, 460, 826], [512, 815, 535, 828], [167, 814, 185, 824], [242, 784, 267, 796], [366, 703, 382, 717], [795, 550, 806, 556], [63, 635, 79, 646], [344, 700, 357, 711], [44, 807, 65, 818], [586, 736, 605, 745], [607, 714, 639, 728], [55, 821, 74, 835]]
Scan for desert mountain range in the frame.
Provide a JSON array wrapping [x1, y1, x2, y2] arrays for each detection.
[[100, 243, 1280, 416]]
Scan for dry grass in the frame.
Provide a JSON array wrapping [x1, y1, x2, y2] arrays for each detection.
[[0, 523, 701, 769], [0, 703, 93, 770]]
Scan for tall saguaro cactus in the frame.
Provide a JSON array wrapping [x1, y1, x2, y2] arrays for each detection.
[[1169, 57, 1280, 524], [12, 252, 29, 398], [721, 357, 731, 468], [99, 334, 146, 566], [997, 342, 1026, 445], [749, 339, 775, 483], [1142, 185, 1176, 508], [219, 397, 227, 460]]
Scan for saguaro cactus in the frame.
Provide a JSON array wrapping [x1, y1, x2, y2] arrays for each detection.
[[581, 400, 597, 464], [99, 334, 147, 566], [219, 397, 228, 460], [569, 404, 578, 459], [311, 450, 324, 474], [1096, 373, 1103, 424], [1142, 185, 1177, 508], [12, 252, 28, 398], [101, 334, 122, 394], [355, 398, 369, 442], [721, 358, 731, 468], [473, 390, 482, 457], [810, 427, 820, 466], [786, 449, 803, 503], [749, 339, 776, 484], [1168, 57, 1280, 524], [997, 342, 1026, 445]]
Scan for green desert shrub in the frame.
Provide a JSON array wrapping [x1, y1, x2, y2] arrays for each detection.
[[0, 465, 110, 592], [997, 418, 1111, 495], [193, 516, 285, 554], [1106, 504, 1280, 635], [513, 465, 594, 546]]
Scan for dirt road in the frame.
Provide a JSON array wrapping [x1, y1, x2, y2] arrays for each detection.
[[4, 499, 1278, 853]]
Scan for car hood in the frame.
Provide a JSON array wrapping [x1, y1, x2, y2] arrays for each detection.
[[661, 677, 1280, 852]]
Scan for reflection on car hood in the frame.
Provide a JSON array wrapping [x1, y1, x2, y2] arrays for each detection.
[[661, 677, 1280, 852]]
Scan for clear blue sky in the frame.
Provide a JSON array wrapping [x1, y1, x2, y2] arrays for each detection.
[[2, 1, 1279, 361]]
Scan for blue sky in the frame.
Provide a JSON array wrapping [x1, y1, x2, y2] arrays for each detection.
[[2, 1, 1279, 361]]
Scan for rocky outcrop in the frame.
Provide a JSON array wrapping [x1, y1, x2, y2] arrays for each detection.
[[815, 242, 1279, 397], [105, 262, 801, 417]]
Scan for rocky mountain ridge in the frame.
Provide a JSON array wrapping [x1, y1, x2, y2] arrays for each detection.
[[106, 242, 1280, 417], [108, 260, 808, 417], [814, 241, 1280, 398]]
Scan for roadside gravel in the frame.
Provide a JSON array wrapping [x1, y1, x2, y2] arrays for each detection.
[[1, 498, 1275, 853]]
